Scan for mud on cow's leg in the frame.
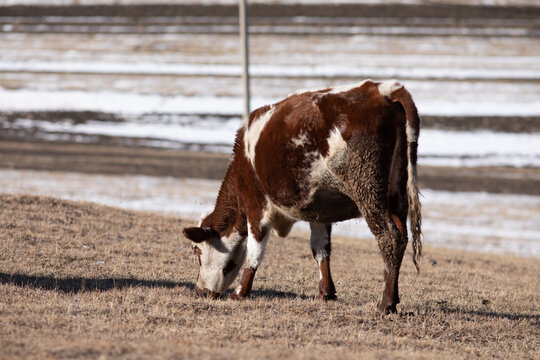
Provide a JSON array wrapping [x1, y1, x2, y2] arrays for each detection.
[[377, 212, 407, 314], [310, 223, 337, 301], [364, 209, 407, 314], [229, 223, 270, 300]]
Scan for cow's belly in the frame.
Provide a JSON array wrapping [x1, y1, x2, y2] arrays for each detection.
[[294, 186, 360, 224], [264, 150, 360, 224]]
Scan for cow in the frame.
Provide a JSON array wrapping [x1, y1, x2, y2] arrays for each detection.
[[183, 79, 422, 314]]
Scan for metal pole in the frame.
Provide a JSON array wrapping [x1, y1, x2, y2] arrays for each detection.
[[239, 0, 251, 121]]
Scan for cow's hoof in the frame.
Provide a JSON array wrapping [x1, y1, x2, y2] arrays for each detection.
[[377, 301, 398, 314], [317, 293, 337, 301], [229, 293, 248, 300]]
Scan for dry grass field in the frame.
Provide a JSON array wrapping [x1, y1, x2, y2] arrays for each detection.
[[0, 193, 538, 359]]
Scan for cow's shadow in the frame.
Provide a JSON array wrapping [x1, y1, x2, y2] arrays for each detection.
[[0, 272, 194, 293], [0, 272, 310, 300], [2, 273, 533, 320], [245, 289, 311, 300]]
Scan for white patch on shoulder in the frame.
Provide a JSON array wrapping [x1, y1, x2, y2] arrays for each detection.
[[306, 127, 348, 195], [378, 79, 403, 98], [244, 106, 276, 166]]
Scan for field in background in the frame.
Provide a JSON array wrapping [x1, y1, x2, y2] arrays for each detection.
[[1, 1, 539, 194], [1, 194, 538, 359], [2, 168, 540, 258]]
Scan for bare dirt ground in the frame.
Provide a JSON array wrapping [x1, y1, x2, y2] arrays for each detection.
[[0, 193, 538, 359], [2, 2, 538, 20]]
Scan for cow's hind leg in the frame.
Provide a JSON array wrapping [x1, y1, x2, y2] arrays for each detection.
[[379, 215, 407, 314], [360, 196, 407, 314], [310, 223, 337, 301], [356, 198, 407, 314], [338, 136, 407, 314], [229, 222, 270, 300]]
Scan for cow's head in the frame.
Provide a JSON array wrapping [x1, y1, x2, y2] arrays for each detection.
[[183, 221, 246, 298]]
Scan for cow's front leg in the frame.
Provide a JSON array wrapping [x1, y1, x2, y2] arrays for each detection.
[[310, 223, 337, 301], [230, 222, 270, 300]]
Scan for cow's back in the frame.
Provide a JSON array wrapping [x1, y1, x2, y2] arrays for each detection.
[[241, 80, 404, 222]]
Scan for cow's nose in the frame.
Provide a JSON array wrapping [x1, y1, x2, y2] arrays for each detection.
[[194, 285, 221, 299]]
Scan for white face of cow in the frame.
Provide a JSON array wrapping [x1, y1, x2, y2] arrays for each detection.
[[183, 226, 246, 298]]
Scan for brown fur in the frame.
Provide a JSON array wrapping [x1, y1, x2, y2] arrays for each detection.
[[223, 260, 236, 276], [318, 257, 337, 301], [229, 267, 257, 300]]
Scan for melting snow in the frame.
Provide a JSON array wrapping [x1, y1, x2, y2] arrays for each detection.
[[1, 169, 538, 258]]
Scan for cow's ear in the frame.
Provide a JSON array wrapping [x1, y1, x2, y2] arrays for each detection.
[[183, 227, 218, 243]]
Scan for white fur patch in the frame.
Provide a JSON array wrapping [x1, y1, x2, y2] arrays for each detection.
[[310, 223, 330, 264], [406, 123, 418, 143], [244, 106, 276, 166], [308, 127, 347, 185], [246, 223, 270, 269], [234, 284, 242, 295], [378, 80, 403, 98], [326, 127, 347, 158], [407, 151, 417, 204], [291, 132, 309, 147], [197, 230, 245, 293]]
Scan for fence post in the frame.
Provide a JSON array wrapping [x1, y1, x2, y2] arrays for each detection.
[[239, 0, 251, 121]]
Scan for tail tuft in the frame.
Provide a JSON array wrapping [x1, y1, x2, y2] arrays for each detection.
[[407, 139, 422, 273]]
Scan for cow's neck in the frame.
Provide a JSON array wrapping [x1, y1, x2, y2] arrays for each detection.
[[206, 164, 245, 238]]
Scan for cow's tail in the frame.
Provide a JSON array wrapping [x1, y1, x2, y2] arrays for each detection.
[[382, 81, 423, 273]]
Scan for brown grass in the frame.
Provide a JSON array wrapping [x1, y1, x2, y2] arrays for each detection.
[[0, 193, 538, 359]]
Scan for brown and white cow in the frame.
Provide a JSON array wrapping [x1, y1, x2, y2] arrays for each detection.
[[183, 79, 422, 314]]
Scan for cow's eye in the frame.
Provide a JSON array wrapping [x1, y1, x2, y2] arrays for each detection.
[[192, 245, 201, 255]]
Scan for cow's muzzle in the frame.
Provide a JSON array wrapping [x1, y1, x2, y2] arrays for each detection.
[[194, 284, 221, 299]]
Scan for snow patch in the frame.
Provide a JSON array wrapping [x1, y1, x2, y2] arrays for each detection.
[[1, 169, 538, 258]]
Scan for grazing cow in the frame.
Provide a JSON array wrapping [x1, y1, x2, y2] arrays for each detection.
[[183, 79, 422, 314]]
